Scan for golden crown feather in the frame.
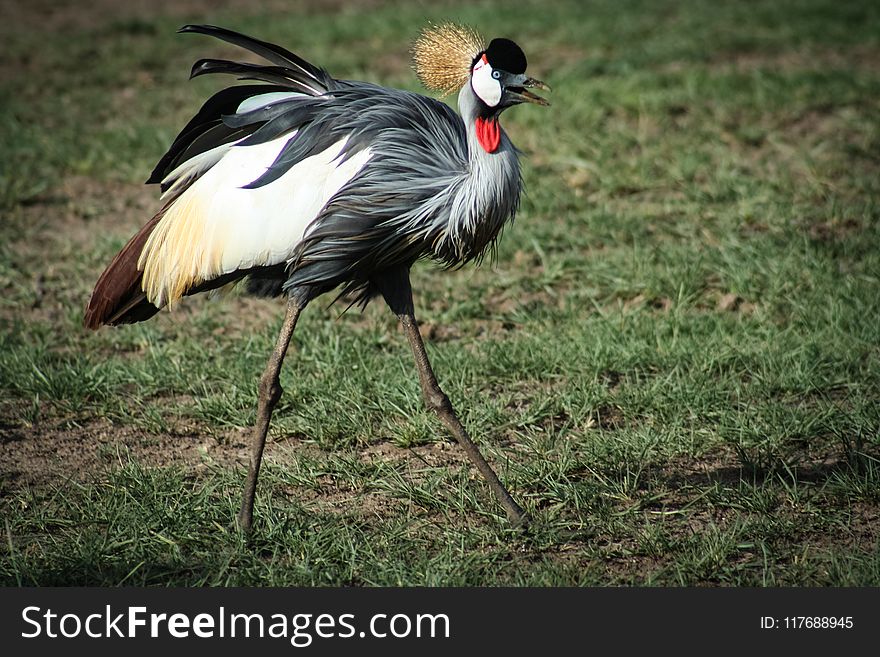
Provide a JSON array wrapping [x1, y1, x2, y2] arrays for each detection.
[[411, 22, 485, 97]]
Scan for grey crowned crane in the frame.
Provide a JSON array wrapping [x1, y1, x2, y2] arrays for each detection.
[[84, 23, 549, 529]]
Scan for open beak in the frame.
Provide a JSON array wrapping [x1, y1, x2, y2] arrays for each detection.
[[508, 76, 551, 106]]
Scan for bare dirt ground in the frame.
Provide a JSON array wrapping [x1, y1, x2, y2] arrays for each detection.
[[0, 402, 247, 491]]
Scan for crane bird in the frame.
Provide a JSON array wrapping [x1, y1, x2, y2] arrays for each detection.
[[84, 23, 549, 529]]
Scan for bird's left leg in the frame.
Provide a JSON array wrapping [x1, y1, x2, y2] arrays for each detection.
[[376, 268, 528, 527], [238, 289, 310, 533]]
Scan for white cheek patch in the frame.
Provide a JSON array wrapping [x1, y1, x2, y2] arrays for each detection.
[[471, 56, 502, 107]]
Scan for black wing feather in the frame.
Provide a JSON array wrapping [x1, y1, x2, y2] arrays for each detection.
[[189, 59, 326, 95], [158, 124, 260, 192], [147, 84, 278, 184], [148, 26, 336, 187], [178, 24, 330, 87], [234, 104, 324, 147], [221, 98, 317, 128]]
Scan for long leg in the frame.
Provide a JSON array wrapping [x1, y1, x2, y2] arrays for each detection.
[[237, 293, 307, 532], [398, 314, 528, 526], [378, 269, 528, 527]]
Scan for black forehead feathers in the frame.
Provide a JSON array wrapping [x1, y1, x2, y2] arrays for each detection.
[[484, 38, 527, 74]]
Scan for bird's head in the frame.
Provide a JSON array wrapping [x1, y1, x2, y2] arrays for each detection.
[[412, 23, 549, 116]]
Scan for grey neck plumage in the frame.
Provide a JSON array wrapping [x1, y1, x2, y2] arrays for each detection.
[[430, 84, 522, 263]]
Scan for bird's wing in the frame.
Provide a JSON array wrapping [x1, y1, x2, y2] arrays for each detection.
[[85, 25, 364, 328], [148, 24, 338, 191], [129, 25, 372, 309], [139, 132, 372, 307]]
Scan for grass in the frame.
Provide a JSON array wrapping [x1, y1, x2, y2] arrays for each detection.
[[1, 0, 878, 585]]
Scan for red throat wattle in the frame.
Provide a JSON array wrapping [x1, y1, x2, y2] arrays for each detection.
[[475, 116, 501, 153]]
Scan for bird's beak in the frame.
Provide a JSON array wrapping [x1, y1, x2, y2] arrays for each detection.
[[507, 76, 551, 106]]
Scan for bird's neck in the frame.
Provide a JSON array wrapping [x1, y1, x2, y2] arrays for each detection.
[[431, 85, 521, 264], [458, 85, 506, 157]]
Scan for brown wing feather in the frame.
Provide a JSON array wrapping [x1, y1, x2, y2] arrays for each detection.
[[83, 205, 285, 328], [83, 212, 164, 329]]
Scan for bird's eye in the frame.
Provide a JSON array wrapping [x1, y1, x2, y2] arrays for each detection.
[[492, 70, 501, 79]]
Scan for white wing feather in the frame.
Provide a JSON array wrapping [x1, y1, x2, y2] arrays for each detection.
[[235, 91, 308, 114], [139, 134, 372, 307]]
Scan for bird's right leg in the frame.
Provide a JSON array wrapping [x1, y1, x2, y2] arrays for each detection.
[[237, 291, 309, 533], [397, 312, 528, 527], [376, 268, 528, 528]]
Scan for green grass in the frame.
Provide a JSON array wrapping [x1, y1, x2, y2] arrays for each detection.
[[1, 0, 878, 585]]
